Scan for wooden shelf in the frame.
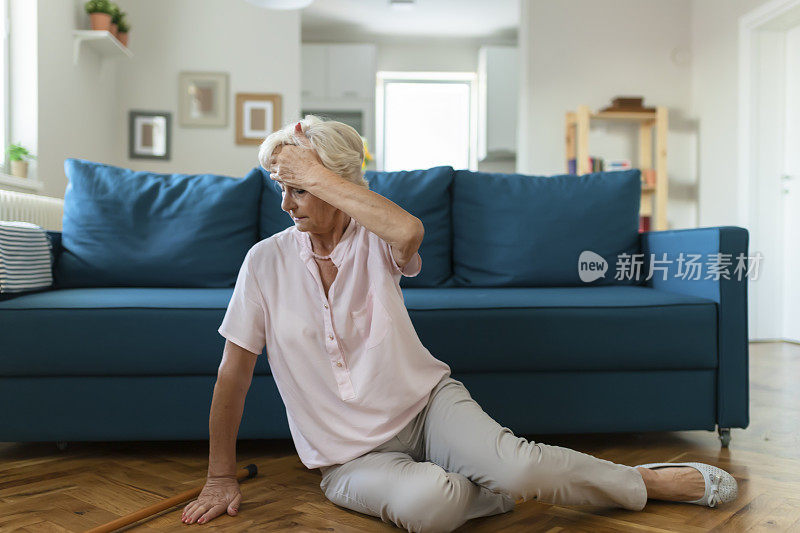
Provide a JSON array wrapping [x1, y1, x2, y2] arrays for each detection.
[[73, 30, 133, 66], [591, 111, 656, 122], [0, 172, 44, 192], [566, 111, 657, 124], [565, 104, 668, 231]]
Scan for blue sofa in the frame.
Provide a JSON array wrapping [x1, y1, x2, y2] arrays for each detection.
[[0, 160, 749, 448]]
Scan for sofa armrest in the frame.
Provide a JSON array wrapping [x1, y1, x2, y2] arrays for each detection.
[[640, 226, 749, 429]]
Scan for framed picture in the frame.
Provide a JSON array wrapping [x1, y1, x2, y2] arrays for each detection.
[[178, 71, 228, 127], [128, 110, 171, 160], [236, 93, 282, 145]]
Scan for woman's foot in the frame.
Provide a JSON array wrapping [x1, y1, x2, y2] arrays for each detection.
[[636, 465, 706, 501]]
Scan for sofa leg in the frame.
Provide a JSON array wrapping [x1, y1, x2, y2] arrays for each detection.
[[56, 441, 68, 451], [718, 427, 731, 448]]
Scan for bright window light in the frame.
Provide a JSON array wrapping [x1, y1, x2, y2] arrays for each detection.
[[377, 72, 477, 172], [0, 0, 7, 163]]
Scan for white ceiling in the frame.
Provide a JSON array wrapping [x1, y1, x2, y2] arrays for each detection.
[[301, 0, 519, 41]]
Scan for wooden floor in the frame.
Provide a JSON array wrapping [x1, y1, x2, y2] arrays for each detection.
[[1, 341, 799, 532]]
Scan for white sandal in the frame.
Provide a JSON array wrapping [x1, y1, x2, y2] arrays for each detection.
[[634, 462, 738, 507]]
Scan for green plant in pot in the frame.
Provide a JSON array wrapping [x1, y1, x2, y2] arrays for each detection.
[[109, 3, 121, 38], [117, 14, 130, 47], [85, 0, 113, 32], [7, 143, 36, 179]]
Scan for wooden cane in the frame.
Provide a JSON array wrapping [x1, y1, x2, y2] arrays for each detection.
[[85, 464, 258, 533]]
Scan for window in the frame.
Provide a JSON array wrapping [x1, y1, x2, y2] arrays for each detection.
[[0, 0, 7, 167], [376, 72, 477, 172]]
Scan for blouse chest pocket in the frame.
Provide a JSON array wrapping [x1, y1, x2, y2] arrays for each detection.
[[350, 285, 393, 350]]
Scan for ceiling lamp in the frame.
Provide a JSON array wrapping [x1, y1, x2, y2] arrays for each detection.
[[244, 0, 315, 9], [389, 0, 415, 9]]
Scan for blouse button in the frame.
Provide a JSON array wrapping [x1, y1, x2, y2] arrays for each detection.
[[324, 303, 329, 309], [336, 361, 342, 367], [328, 334, 334, 340]]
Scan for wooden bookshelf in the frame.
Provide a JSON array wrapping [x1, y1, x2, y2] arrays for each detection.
[[565, 104, 668, 231]]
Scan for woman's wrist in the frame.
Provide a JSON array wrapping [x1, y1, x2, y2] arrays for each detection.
[[207, 471, 237, 479], [207, 461, 237, 478]]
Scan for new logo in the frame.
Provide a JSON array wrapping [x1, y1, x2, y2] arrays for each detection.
[[578, 250, 607, 282]]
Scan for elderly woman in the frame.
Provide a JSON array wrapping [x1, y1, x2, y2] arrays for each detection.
[[181, 116, 737, 530]]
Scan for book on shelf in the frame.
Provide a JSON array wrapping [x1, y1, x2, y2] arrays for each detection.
[[638, 215, 651, 233], [641, 168, 656, 187], [567, 157, 604, 175], [606, 159, 631, 171]]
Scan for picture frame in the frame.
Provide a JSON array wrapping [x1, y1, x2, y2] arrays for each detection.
[[236, 93, 282, 145], [128, 110, 171, 160], [178, 71, 229, 127]]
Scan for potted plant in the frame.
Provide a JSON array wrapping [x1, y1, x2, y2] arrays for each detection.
[[109, 3, 121, 38], [84, 0, 113, 32], [361, 136, 374, 171], [6, 143, 36, 179], [117, 14, 130, 46]]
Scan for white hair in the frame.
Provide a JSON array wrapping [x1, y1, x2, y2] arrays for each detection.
[[257, 114, 369, 189]]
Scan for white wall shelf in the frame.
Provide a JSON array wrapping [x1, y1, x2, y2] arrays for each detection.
[[73, 30, 132, 66], [0, 172, 44, 192]]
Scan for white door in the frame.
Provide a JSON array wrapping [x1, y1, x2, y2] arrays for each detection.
[[783, 25, 800, 342]]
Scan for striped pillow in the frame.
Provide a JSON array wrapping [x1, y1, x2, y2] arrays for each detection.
[[0, 221, 54, 293]]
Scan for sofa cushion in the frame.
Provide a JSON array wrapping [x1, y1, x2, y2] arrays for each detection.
[[56, 159, 261, 288], [0, 287, 271, 377], [402, 285, 718, 372], [452, 169, 641, 287], [0, 222, 53, 294], [252, 166, 294, 241], [365, 166, 454, 287], [0, 285, 715, 376]]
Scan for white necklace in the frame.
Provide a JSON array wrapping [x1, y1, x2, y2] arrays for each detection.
[[310, 249, 332, 260]]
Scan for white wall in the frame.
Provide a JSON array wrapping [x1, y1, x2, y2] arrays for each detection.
[[30, 0, 117, 199], [303, 34, 515, 72], [30, 0, 300, 199], [517, 0, 696, 229], [375, 36, 514, 72], [690, 0, 773, 227], [114, 0, 300, 178], [26, 0, 780, 228]]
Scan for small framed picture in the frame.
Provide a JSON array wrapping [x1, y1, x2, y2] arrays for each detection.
[[236, 93, 282, 145], [128, 110, 171, 160], [178, 71, 228, 127]]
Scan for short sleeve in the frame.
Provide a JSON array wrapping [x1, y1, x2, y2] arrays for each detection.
[[380, 238, 422, 278], [218, 249, 267, 355]]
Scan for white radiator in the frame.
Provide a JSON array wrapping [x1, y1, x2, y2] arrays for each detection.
[[0, 190, 64, 231]]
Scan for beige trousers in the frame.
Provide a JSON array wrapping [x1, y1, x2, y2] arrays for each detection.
[[319, 375, 648, 533]]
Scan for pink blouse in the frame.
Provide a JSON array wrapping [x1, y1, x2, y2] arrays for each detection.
[[218, 217, 452, 469]]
